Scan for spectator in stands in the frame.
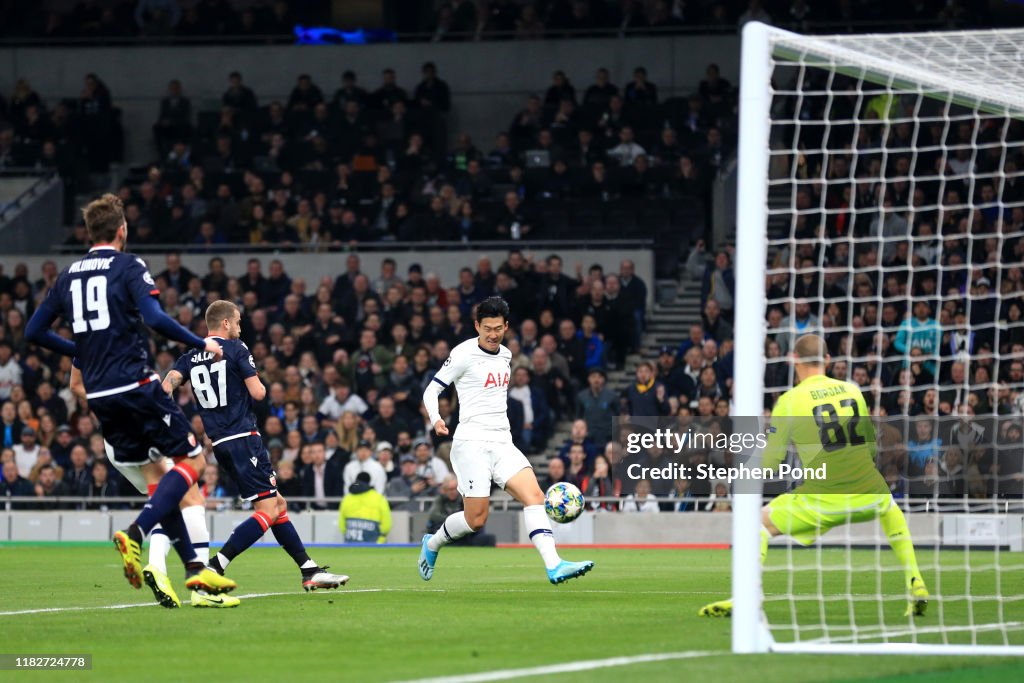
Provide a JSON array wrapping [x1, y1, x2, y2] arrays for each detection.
[[544, 70, 577, 107], [342, 439, 387, 494], [288, 74, 324, 112], [907, 419, 943, 475], [413, 439, 449, 494], [895, 300, 942, 376], [372, 68, 407, 112], [87, 461, 119, 499], [12, 426, 39, 478], [623, 66, 658, 104], [509, 366, 544, 452], [1, 459, 33, 498], [701, 250, 735, 321], [414, 62, 451, 113], [607, 126, 646, 166], [622, 478, 660, 512], [0, 342, 22, 401], [618, 260, 647, 349], [702, 299, 733, 343], [583, 67, 619, 106], [34, 464, 71, 509], [623, 361, 670, 417], [386, 454, 427, 510], [27, 447, 61, 483], [152, 79, 192, 156], [583, 453, 620, 510], [576, 367, 617, 447], [63, 444, 92, 494], [558, 418, 600, 466], [301, 441, 343, 509], [656, 345, 688, 399], [541, 456, 566, 490], [564, 442, 590, 489], [222, 71, 258, 112]]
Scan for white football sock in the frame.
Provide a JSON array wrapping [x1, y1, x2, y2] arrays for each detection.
[[216, 552, 232, 572], [427, 511, 474, 552], [147, 525, 169, 575], [524, 504, 561, 570], [182, 505, 210, 564]]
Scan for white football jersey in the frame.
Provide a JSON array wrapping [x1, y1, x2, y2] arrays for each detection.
[[431, 337, 513, 441]]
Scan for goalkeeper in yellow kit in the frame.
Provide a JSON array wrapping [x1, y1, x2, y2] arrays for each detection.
[[700, 334, 929, 618]]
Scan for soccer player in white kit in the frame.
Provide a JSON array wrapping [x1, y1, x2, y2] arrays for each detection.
[[419, 297, 594, 584]]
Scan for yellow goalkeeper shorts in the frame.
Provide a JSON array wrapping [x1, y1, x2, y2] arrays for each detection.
[[767, 493, 892, 546]]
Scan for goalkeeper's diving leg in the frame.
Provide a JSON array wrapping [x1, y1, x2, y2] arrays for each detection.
[[699, 496, 929, 618]]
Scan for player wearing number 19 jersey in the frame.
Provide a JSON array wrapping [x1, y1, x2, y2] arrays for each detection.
[[419, 296, 593, 585], [699, 334, 928, 618], [25, 193, 234, 600], [164, 300, 348, 592]]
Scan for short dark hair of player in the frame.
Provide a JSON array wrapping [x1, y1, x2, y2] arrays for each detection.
[[81, 193, 125, 244], [206, 299, 239, 331], [476, 296, 510, 323]]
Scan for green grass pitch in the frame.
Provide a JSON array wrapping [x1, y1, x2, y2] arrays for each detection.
[[0, 544, 1021, 682]]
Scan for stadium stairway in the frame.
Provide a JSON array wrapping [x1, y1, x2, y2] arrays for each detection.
[[533, 275, 704, 472]]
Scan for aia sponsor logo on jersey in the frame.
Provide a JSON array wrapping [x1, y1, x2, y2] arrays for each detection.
[[483, 371, 510, 388]]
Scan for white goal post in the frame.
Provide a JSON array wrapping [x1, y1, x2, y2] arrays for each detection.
[[733, 21, 1024, 656]]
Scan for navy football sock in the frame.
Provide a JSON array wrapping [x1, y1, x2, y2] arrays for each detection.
[[133, 462, 198, 536], [218, 510, 274, 564], [270, 511, 312, 568]]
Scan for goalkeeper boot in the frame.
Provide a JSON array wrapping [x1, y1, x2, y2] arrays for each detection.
[[698, 599, 733, 617], [185, 566, 238, 595], [904, 577, 929, 618], [418, 534, 438, 581], [547, 559, 594, 585], [302, 565, 350, 591], [142, 564, 180, 609], [191, 590, 240, 608], [113, 526, 144, 589]]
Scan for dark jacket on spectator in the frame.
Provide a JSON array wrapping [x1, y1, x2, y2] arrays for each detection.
[[0, 474, 34, 497], [623, 380, 670, 417], [301, 458, 345, 500], [576, 385, 619, 446]]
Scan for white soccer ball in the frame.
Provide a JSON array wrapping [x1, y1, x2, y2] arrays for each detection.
[[544, 482, 585, 524]]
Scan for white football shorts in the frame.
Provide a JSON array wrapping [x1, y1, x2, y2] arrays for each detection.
[[448, 436, 532, 498]]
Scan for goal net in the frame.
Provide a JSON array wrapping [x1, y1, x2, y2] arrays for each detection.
[[732, 22, 1024, 655]]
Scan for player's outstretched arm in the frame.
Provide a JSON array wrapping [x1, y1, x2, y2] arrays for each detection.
[[137, 295, 222, 358], [25, 296, 77, 357]]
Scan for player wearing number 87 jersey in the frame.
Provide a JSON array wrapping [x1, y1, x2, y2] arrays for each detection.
[[25, 193, 234, 599], [163, 300, 348, 592], [699, 334, 928, 619]]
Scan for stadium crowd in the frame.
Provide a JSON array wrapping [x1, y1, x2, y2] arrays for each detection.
[[2, 24, 1023, 522], [744, 66, 1024, 501], [0, 59, 730, 251], [0, 0, 991, 42], [0, 249, 670, 513]]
